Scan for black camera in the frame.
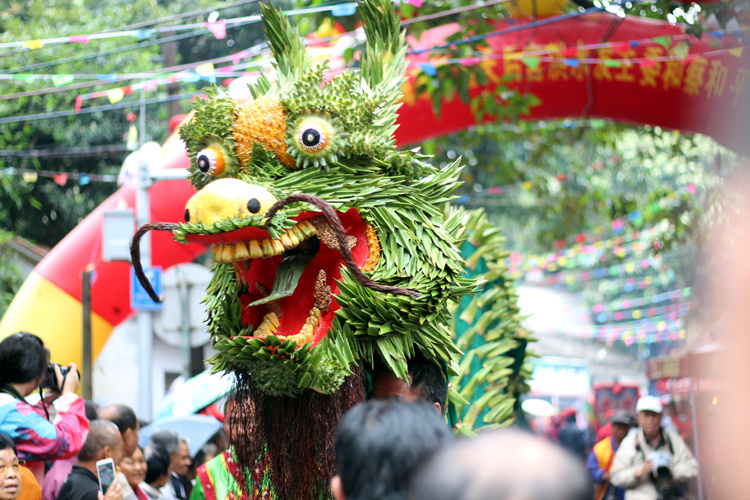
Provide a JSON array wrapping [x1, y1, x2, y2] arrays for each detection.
[[40, 363, 79, 392]]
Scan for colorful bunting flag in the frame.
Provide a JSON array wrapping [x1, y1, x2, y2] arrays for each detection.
[[205, 20, 226, 40]]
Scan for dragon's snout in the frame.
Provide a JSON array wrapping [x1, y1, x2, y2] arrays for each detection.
[[184, 178, 278, 226]]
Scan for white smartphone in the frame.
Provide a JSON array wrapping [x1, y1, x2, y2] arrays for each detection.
[[96, 458, 117, 495]]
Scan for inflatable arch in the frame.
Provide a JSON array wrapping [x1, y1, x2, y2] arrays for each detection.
[[1, 12, 748, 367]]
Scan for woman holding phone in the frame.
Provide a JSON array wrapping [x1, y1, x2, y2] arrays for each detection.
[[0, 332, 89, 483]]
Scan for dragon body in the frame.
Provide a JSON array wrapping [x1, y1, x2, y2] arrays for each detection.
[[130, 1, 532, 497]]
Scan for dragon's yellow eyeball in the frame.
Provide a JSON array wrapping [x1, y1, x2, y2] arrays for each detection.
[[296, 120, 330, 154], [286, 115, 345, 169], [196, 147, 226, 176]]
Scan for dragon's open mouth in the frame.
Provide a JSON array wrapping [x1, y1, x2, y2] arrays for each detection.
[[183, 209, 373, 347]]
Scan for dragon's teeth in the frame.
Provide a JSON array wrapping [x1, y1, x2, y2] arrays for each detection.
[[280, 233, 295, 250], [248, 240, 263, 259], [261, 240, 275, 258], [235, 241, 250, 261], [271, 239, 285, 254]]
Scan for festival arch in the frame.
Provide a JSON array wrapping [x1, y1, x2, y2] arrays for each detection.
[[0, 12, 747, 367]]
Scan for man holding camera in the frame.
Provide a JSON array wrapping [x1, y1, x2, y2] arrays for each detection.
[[610, 396, 697, 500]]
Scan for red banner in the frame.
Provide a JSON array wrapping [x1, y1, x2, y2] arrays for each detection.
[[396, 13, 750, 154]]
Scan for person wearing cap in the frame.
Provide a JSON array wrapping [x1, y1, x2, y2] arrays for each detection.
[[586, 410, 632, 500], [610, 396, 697, 500]]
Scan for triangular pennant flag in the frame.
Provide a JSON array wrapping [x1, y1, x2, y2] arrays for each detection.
[[96, 74, 118, 83], [107, 88, 125, 104], [331, 2, 357, 16], [53, 172, 68, 186], [206, 20, 226, 40], [195, 63, 215, 77], [611, 42, 631, 54], [75, 96, 83, 113], [708, 31, 724, 40], [418, 63, 437, 76], [22, 172, 38, 183], [672, 40, 690, 60], [729, 47, 745, 58], [134, 29, 153, 39], [522, 57, 541, 69], [652, 36, 672, 50], [562, 58, 579, 67], [13, 74, 36, 84], [404, 0, 424, 6], [638, 59, 656, 68], [68, 35, 90, 43], [181, 73, 201, 83], [122, 86, 133, 95], [458, 57, 481, 66], [79, 174, 91, 186], [22, 40, 44, 50], [562, 46, 578, 57], [231, 50, 248, 65], [143, 82, 159, 92], [603, 59, 622, 67], [51, 75, 74, 87]]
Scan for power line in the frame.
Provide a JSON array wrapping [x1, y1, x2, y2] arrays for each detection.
[[0, 92, 196, 125], [0, 145, 131, 158], [0, 0, 261, 59], [0, 48, 266, 101]]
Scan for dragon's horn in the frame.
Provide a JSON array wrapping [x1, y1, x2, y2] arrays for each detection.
[[357, 0, 408, 138], [260, 3, 312, 87]]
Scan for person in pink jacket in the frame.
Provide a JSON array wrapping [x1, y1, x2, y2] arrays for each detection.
[[0, 332, 89, 484]]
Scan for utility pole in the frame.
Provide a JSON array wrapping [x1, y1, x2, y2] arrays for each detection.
[[136, 152, 153, 420]]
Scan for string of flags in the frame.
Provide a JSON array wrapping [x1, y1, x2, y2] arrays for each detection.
[[0, 3, 359, 50], [1, 168, 117, 185], [591, 287, 691, 314]]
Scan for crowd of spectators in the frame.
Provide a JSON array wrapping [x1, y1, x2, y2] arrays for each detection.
[[0, 330, 697, 500]]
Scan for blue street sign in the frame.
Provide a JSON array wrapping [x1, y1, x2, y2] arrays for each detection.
[[131, 266, 163, 311]]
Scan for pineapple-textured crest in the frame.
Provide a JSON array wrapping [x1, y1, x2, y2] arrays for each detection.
[[156, 0, 481, 397]]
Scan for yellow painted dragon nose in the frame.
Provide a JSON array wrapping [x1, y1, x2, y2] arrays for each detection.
[[184, 178, 278, 226]]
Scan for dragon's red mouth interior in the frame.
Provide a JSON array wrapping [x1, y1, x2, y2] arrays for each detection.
[[187, 209, 369, 347]]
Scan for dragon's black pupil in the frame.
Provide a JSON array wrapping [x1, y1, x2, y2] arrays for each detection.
[[247, 198, 261, 214], [184, 209, 190, 222], [197, 155, 211, 172], [302, 129, 321, 147]]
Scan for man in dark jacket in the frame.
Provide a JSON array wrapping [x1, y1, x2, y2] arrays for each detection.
[[57, 421, 123, 500]]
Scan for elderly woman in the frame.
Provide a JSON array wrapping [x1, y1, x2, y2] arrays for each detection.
[[0, 434, 21, 500], [118, 447, 148, 500], [0, 333, 88, 483]]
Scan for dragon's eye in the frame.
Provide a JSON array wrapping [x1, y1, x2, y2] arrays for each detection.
[[287, 115, 343, 169], [196, 147, 225, 176], [298, 124, 328, 153]]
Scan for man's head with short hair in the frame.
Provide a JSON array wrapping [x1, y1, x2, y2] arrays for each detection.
[[370, 352, 448, 415], [149, 429, 190, 477], [409, 429, 593, 500], [149, 430, 180, 455], [143, 445, 172, 488], [100, 404, 139, 457], [331, 400, 453, 500], [78, 420, 124, 468]]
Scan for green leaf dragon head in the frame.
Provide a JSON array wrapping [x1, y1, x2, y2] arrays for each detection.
[[131, 0, 478, 398]]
